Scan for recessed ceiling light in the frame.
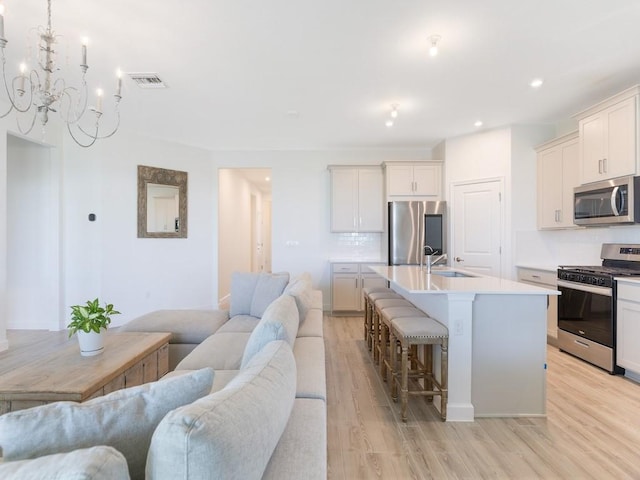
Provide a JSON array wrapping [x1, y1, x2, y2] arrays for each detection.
[[474, 120, 483, 127], [530, 78, 544, 88], [429, 35, 441, 57]]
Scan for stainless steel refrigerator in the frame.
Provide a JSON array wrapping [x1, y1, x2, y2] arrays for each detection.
[[388, 201, 447, 265]]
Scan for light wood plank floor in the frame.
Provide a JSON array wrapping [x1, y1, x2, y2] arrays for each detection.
[[3, 320, 640, 479], [325, 314, 640, 480]]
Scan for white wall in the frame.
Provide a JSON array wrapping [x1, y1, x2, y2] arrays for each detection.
[[62, 131, 215, 327]]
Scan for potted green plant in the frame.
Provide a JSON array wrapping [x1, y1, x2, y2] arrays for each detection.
[[68, 298, 120, 356]]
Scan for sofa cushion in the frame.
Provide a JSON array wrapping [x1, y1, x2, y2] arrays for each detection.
[[230, 271, 290, 317], [283, 272, 314, 323], [163, 368, 239, 394], [120, 309, 229, 344], [262, 398, 327, 480], [146, 340, 296, 480], [293, 337, 327, 400], [296, 307, 323, 338], [0, 446, 131, 480], [215, 314, 260, 333], [0, 368, 214, 480], [175, 332, 251, 371], [250, 272, 290, 317], [229, 272, 260, 317], [241, 294, 299, 368]]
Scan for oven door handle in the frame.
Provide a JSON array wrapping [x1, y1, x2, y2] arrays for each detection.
[[557, 279, 612, 297]]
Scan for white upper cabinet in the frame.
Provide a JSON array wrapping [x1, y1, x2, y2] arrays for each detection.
[[384, 162, 443, 199], [576, 86, 639, 184], [536, 132, 579, 229], [329, 166, 384, 232]]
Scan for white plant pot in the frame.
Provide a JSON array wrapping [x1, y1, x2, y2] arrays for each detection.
[[77, 330, 106, 356]]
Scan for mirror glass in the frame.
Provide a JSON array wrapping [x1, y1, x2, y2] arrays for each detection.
[[138, 165, 188, 238]]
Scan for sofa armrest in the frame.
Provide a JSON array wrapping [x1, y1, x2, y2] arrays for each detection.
[[0, 446, 131, 480]]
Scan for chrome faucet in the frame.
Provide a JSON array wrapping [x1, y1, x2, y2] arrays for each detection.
[[423, 245, 448, 274]]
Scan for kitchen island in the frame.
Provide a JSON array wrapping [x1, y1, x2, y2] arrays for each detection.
[[369, 265, 559, 422]]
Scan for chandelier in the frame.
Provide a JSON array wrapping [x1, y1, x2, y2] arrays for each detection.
[[0, 0, 122, 147]]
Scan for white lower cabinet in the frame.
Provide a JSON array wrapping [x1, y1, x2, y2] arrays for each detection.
[[616, 280, 640, 373], [517, 267, 558, 341], [331, 262, 387, 312]]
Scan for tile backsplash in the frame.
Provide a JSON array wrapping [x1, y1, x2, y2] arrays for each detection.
[[516, 225, 640, 267], [329, 232, 385, 260]]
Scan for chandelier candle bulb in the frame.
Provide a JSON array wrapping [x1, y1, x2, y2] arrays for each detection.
[[96, 88, 103, 112], [81, 37, 88, 66], [18, 63, 26, 93], [0, 5, 5, 40], [116, 71, 122, 97]]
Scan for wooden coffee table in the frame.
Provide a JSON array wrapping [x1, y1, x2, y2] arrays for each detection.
[[0, 332, 171, 413]]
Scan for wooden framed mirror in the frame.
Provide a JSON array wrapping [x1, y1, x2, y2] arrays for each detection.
[[137, 165, 188, 238]]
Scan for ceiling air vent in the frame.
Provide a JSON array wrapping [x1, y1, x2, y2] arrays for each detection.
[[127, 73, 167, 89]]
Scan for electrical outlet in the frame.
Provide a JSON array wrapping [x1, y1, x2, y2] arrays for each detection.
[[454, 319, 463, 335]]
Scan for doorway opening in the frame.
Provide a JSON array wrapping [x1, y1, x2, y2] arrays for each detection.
[[218, 168, 272, 306], [6, 134, 62, 330]]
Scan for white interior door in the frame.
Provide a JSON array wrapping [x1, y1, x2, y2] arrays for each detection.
[[451, 179, 503, 276]]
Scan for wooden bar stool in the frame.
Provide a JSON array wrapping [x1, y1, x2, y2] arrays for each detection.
[[362, 287, 395, 347], [372, 299, 414, 363], [365, 291, 403, 354], [389, 316, 449, 422], [376, 305, 424, 378]]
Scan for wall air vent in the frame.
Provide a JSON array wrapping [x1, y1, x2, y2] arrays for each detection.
[[127, 73, 167, 89]]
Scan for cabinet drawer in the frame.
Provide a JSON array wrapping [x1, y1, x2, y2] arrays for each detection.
[[332, 263, 359, 273], [517, 268, 557, 286], [617, 282, 640, 302]]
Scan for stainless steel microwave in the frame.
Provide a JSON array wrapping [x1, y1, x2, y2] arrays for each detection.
[[574, 175, 640, 226]]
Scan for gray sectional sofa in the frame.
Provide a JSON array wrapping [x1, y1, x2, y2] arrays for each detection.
[[0, 271, 326, 480]]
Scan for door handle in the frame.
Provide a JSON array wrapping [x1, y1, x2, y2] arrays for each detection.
[[455, 257, 464, 263]]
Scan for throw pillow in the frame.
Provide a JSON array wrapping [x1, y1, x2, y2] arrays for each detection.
[[241, 294, 299, 368], [229, 272, 260, 317], [0, 368, 214, 480], [146, 341, 296, 480], [283, 272, 314, 322], [0, 446, 131, 480], [249, 272, 290, 317]]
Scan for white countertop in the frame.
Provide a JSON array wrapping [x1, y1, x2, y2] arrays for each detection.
[[515, 264, 559, 273], [616, 277, 640, 285], [369, 265, 559, 295], [329, 258, 385, 263]]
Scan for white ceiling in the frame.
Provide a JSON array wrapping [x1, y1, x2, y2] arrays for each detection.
[[4, 0, 640, 151]]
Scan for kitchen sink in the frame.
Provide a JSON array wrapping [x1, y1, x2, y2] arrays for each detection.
[[430, 270, 476, 278]]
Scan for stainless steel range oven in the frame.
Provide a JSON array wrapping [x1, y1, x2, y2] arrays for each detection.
[[557, 243, 640, 374]]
